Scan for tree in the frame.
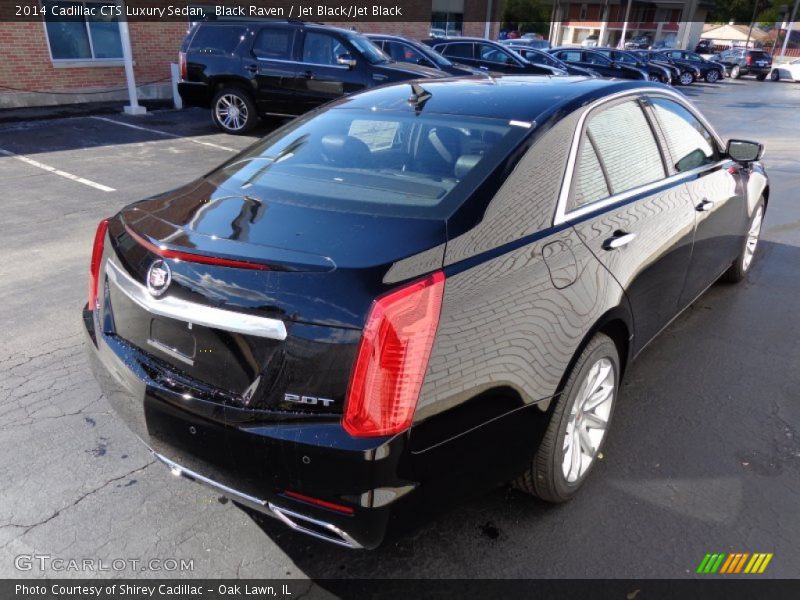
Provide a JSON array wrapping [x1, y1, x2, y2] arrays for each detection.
[[502, 0, 551, 35]]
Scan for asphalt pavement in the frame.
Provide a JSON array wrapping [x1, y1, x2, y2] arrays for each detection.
[[1, 77, 798, 582]]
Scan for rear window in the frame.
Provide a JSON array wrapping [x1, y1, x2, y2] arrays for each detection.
[[189, 25, 246, 55], [206, 109, 525, 218], [748, 51, 770, 59]]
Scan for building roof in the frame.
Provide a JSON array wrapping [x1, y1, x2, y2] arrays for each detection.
[[701, 23, 770, 42]]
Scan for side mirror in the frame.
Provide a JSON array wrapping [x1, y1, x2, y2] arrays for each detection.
[[416, 57, 434, 68], [726, 139, 764, 162], [336, 53, 357, 69]]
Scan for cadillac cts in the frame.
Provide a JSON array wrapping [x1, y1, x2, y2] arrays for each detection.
[[84, 77, 768, 549]]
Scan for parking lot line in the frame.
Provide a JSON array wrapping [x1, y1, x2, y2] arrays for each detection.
[[90, 116, 238, 153], [0, 147, 115, 192]]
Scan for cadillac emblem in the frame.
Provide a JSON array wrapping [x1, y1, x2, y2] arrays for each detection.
[[146, 259, 171, 297]]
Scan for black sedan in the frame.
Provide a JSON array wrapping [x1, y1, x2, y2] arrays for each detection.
[[85, 76, 768, 549], [594, 48, 673, 83], [366, 34, 482, 77], [422, 37, 565, 75], [549, 47, 648, 80], [655, 49, 727, 83], [505, 43, 600, 77], [632, 49, 702, 85]]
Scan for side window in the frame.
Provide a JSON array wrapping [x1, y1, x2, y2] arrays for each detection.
[[252, 27, 294, 60], [650, 98, 718, 172], [302, 31, 346, 65], [386, 41, 425, 64], [570, 100, 665, 210], [189, 25, 246, 55], [440, 42, 473, 59], [478, 43, 512, 64], [584, 52, 610, 65], [560, 50, 583, 63]]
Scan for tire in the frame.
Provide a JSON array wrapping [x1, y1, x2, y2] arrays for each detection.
[[648, 74, 661, 82], [211, 88, 258, 134], [731, 65, 741, 79], [756, 73, 767, 81], [514, 333, 620, 503], [705, 69, 720, 83], [771, 69, 780, 81], [721, 201, 765, 284], [679, 71, 694, 85]]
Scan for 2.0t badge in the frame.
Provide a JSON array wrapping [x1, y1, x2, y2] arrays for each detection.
[[146, 260, 171, 297]]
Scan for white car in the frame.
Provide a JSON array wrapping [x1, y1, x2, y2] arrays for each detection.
[[771, 58, 800, 81], [581, 35, 599, 48]]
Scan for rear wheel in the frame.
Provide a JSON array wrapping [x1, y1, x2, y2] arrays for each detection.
[[756, 73, 767, 81], [722, 201, 764, 283], [705, 69, 720, 83], [679, 71, 694, 85], [212, 88, 258, 135], [771, 69, 780, 81], [514, 334, 619, 503], [731, 65, 741, 79]]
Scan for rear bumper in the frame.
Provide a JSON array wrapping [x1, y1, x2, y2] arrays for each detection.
[[83, 307, 411, 549], [178, 81, 212, 108]]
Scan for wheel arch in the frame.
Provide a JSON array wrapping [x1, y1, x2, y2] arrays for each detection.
[[210, 76, 257, 98]]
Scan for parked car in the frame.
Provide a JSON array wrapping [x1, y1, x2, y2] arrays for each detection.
[[178, 21, 445, 134], [84, 76, 769, 549], [581, 34, 599, 48], [549, 47, 649, 80], [502, 37, 551, 50], [423, 37, 566, 75], [594, 48, 673, 83], [624, 34, 652, 50], [366, 34, 482, 76], [506, 44, 599, 77], [632, 49, 702, 85], [770, 57, 800, 81], [694, 39, 714, 54], [656, 49, 727, 83], [712, 48, 773, 80]]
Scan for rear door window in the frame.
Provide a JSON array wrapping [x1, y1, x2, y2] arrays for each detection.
[[302, 31, 347, 65], [440, 42, 473, 59], [189, 25, 246, 55], [252, 27, 294, 61]]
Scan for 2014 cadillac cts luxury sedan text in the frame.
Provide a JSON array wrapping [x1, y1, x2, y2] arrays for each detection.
[[84, 77, 768, 549]]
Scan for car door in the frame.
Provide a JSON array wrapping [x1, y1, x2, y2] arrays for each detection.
[[581, 51, 620, 77], [646, 95, 746, 307], [295, 29, 368, 112], [247, 24, 299, 116], [474, 42, 529, 74], [565, 97, 697, 353], [436, 42, 477, 68]]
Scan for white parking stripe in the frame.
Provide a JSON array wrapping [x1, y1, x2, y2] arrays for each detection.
[[90, 116, 238, 153], [0, 148, 115, 192]]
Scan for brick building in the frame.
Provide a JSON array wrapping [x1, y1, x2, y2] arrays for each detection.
[[0, 1, 501, 109]]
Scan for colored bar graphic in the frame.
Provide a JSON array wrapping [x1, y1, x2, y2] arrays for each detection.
[[698, 552, 773, 575]]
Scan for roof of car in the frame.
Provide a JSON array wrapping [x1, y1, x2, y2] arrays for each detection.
[[425, 37, 503, 44], [327, 76, 665, 123]]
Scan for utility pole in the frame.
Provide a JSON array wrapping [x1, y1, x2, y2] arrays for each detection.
[[745, 0, 761, 50], [119, 1, 146, 115]]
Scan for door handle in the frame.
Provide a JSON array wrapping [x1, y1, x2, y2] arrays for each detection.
[[602, 231, 637, 250], [304, 70, 314, 79], [696, 198, 715, 212]]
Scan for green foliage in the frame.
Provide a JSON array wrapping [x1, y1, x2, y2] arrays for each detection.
[[707, 0, 785, 24], [502, 0, 551, 35]]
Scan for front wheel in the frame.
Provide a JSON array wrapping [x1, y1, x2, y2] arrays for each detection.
[[731, 65, 741, 79], [705, 69, 720, 83], [679, 71, 694, 85], [721, 201, 765, 283], [514, 334, 619, 503], [212, 88, 258, 134], [771, 69, 780, 81]]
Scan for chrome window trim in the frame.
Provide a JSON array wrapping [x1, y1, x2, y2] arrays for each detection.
[[106, 260, 288, 341], [553, 87, 727, 226]]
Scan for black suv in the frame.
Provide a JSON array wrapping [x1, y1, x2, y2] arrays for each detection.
[[712, 48, 773, 80], [178, 21, 444, 134]]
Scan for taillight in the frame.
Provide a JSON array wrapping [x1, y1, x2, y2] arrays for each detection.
[[343, 272, 445, 437], [746, 55, 753, 65], [88, 219, 109, 310], [179, 52, 187, 80]]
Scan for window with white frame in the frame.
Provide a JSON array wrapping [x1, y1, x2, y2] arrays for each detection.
[[43, 1, 123, 61]]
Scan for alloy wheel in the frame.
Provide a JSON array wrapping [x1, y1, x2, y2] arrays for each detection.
[[215, 94, 249, 132], [562, 358, 615, 484], [680, 72, 693, 85], [706, 70, 719, 83], [742, 206, 763, 272]]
